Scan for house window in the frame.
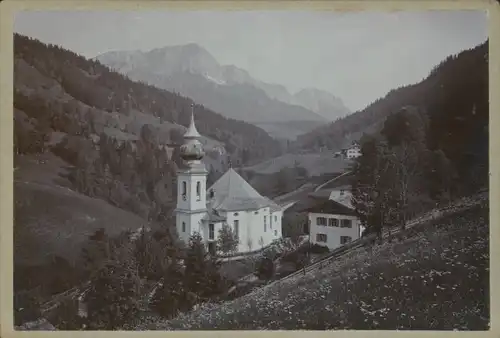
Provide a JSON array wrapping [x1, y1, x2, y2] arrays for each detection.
[[328, 218, 339, 227], [196, 182, 201, 201], [209, 223, 215, 240], [234, 220, 239, 238], [254, 211, 259, 215], [209, 189, 215, 199], [264, 216, 267, 232], [316, 217, 327, 226], [182, 222, 186, 232], [340, 189, 345, 196], [341, 219, 352, 228], [340, 236, 352, 244], [182, 181, 187, 200], [316, 233, 327, 243]]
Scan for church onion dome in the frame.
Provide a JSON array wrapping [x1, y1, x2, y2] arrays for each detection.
[[180, 104, 205, 162]]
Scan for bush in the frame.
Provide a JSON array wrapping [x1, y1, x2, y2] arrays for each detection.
[[255, 256, 275, 280], [150, 263, 195, 319], [85, 261, 140, 330], [308, 244, 330, 254]]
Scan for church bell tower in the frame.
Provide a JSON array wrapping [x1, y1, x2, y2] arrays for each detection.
[[175, 104, 208, 242]]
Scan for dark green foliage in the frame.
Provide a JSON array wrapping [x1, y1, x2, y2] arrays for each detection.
[[134, 227, 178, 281], [282, 212, 306, 244], [297, 41, 488, 199], [281, 250, 308, 270], [308, 244, 330, 254], [255, 256, 275, 280], [85, 260, 140, 330], [184, 232, 226, 300], [150, 262, 195, 319]]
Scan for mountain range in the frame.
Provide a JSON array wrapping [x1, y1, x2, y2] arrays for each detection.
[[95, 43, 350, 139]]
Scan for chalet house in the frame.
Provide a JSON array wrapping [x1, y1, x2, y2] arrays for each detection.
[[303, 198, 361, 250], [341, 142, 361, 159], [175, 105, 283, 255]]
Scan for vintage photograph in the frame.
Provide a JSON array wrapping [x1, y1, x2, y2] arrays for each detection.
[[10, 7, 489, 331]]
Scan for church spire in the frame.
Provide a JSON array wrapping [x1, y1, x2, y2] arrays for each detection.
[[184, 103, 201, 139], [179, 103, 205, 165]]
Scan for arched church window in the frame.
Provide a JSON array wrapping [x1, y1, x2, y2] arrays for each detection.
[[234, 212, 239, 216], [182, 222, 186, 232], [196, 182, 201, 201], [209, 189, 215, 199], [182, 181, 187, 200]]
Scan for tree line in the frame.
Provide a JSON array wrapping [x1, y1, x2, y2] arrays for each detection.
[[351, 103, 487, 240]]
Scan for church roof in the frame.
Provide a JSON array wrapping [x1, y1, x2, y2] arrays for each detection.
[[301, 198, 356, 216], [207, 168, 281, 212]]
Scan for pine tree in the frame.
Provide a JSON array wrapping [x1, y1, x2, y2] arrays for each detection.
[[85, 260, 140, 330], [150, 261, 192, 318], [184, 232, 224, 300]]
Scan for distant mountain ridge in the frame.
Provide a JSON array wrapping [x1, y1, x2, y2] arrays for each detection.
[[95, 43, 351, 137]]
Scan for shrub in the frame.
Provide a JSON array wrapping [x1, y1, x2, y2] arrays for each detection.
[[255, 256, 275, 280]]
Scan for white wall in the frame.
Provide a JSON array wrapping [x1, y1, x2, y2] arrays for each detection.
[[223, 206, 282, 253], [176, 172, 207, 211], [308, 212, 360, 250], [176, 211, 207, 243]]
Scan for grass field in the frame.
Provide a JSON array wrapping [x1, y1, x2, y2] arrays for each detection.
[[244, 153, 352, 176], [135, 198, 489, 330], [14, 153, 148, 267]]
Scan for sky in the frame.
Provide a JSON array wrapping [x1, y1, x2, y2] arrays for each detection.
[[14, 10, 487, 112]]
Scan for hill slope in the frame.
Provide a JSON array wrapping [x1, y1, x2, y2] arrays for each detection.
[[11, 34, 282, 298], [294, 40, 489, 162], [135, 194, 489, 330], [14, 153, 148, 267]]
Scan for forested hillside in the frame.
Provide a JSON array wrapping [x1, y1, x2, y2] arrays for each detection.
[[14, 34, 281, 164], [14, 33, 284, 222], [347, 41, 489, 240], [13, 33, 281, 320], [295, 40, 489, 161]]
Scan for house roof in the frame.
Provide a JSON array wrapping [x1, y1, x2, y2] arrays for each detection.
[[308, 189, 332, 199], [301, 198, 356, 216], [207, 168, 281, 212]]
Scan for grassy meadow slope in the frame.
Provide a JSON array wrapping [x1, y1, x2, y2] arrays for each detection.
[[135, 193, 488, 330], [14, 153, 148, 267], [244, 153, 352, 176]]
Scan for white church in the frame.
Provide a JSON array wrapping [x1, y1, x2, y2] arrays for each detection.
[[175, 105, 283, 254]]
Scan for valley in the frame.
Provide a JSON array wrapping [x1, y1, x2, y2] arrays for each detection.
[[10, 26, 490, 332]]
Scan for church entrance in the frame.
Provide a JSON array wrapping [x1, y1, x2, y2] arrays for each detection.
[[208, 242, 216, 256]]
